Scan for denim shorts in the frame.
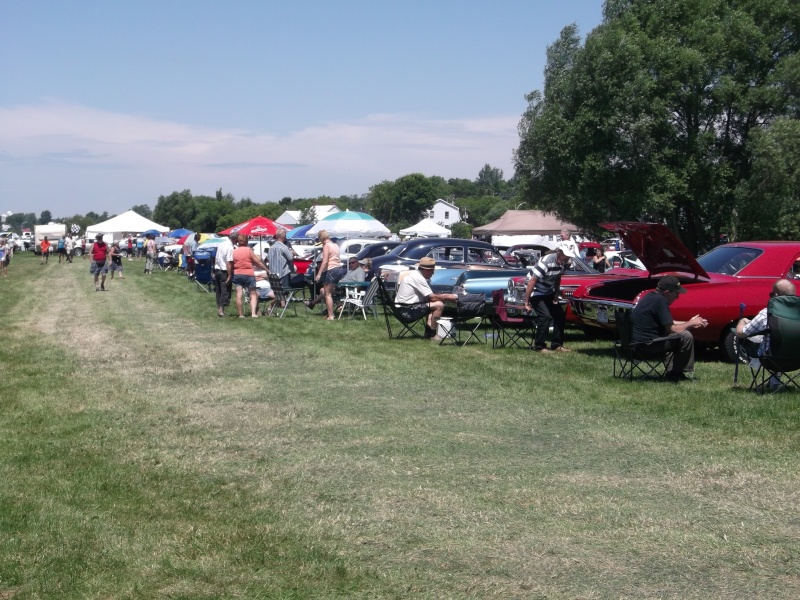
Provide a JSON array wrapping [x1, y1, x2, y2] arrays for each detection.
[[323, 266, 346, 284], [233, 274, 256, 290], [90, 260, 108, 275]]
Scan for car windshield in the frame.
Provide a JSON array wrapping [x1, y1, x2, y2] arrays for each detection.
[[697, 246, 762, 275]]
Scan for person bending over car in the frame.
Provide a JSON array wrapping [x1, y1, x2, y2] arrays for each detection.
[[523, 247, 571, 354], [632, 276, 708, 382]]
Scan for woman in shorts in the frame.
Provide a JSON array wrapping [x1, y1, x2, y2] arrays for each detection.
[[109, 242, 125, 279], [310, 230, 344, 321], [232, 234, 268, 318]]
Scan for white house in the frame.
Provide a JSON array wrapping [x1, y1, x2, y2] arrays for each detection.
[[426, 199, 461, 227], [276, 205, 340, 226]]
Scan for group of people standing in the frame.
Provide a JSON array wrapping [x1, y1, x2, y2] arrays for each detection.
[[212, 227, 299, 319], [38, 234, 78, 265]]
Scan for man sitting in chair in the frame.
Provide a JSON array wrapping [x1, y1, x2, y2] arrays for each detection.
[[394, 257, 458, 342], [736, 278, 796, 361], [340, 256, 367, 283], [632, 275, 708, 382]]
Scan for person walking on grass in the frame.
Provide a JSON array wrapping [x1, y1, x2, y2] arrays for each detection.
[[305, 230, 344, 320], [40, 237, 51, 264], [64, 233, 74, 263], [90, 234, 110, 291], [109, 242, 125, 279]]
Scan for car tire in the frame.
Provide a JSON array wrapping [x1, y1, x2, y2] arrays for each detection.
[[73, 247, 83, 257], [720, 327, 742, 363]]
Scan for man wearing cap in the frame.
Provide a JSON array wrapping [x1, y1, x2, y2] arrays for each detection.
[[632, 275, 708, 381], [523, 248, 572, 353], [395, 257, 459, 341]]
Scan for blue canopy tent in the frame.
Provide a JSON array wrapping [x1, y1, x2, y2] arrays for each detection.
[[286, 224, 315, 240]]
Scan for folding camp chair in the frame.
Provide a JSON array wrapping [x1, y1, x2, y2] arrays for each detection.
[[266, 273, 304, 318], [439, 293, 486, 346], [489, 289, 535, 349], [376, 277, 427, 340], [193, 250, 214, 293], [745, 295, 800, 393], [613, 308, 681, 380], [337, 279, 380, 320], [157, 254, 176, 272]]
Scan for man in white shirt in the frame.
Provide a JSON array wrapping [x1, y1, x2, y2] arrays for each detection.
[[395, 257, 458, 341], [213, 233, 236, 317], [558, 229, 579, 258], [64, 233, 75, 263]]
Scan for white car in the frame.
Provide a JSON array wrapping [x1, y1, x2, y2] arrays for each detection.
[[337, 238, 384, 262]]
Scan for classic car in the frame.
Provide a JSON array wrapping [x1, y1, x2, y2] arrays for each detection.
[[354, 240, 403, 261], [504, 253, 644, 323], [569, 222, 800, 360], [369, 238, 511, 280]]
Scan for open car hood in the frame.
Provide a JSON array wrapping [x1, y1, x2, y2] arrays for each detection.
[[599, 222, 709, 280]]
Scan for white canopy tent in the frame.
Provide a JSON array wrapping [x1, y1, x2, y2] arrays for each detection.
[[398, 218, 451, 238], [86, 210, 169, 238]]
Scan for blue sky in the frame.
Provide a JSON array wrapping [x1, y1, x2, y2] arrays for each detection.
[[1, 1, 604, 218]]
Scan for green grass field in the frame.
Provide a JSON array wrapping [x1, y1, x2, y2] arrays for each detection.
[[1, 251, 799, 599]]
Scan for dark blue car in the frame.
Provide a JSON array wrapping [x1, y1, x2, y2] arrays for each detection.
[[369, 238, 512, 279]]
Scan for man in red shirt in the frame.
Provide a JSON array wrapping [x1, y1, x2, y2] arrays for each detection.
[[91, 234, 110, 291]]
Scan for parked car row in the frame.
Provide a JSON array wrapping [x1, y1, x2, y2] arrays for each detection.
[[569, 222, 800, 361]]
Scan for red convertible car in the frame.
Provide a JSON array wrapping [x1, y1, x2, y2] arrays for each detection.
[[570, 222, 800, 360]]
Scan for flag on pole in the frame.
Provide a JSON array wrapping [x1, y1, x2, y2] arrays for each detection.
[[71, 224, 81, 234]]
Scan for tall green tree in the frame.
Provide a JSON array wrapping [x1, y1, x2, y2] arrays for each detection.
[[38, 210, 53, 224], [515, 0, 800, 252], [299, 206, 317, 225], [475, 164, 505, 197], [130, 204, 152, 219], [368, 173, 437, 230]]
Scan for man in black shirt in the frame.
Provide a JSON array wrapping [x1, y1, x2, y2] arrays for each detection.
[[632, 276, 708, 381]]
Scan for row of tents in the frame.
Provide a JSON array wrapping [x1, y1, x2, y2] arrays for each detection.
[[85, 209, 578, 241]]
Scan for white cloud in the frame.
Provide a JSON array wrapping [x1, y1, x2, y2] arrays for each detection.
[[0, 101, 519, 215]]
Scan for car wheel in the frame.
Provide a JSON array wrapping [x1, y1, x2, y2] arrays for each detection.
[[73, 247, 83, 257], [720, 327, 743, 363]]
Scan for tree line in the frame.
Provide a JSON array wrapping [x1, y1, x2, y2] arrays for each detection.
[[14, 165, 521, 237]]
